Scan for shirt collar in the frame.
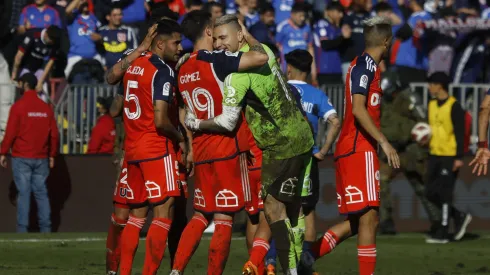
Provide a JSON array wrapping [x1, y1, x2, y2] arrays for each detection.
[[287, 80, 307, 85]]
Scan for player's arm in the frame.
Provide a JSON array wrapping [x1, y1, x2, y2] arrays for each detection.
[[351, 67, 400, 168], [36, 59, 55, 91], [187, 73, 248, 133], [11, 50, 24, 81], [316, 95, 341, 160], [469, 91, 490, 175], [105, 24, 158, 85], [110, 84, 124, 117], [237, 20, 269, 71]]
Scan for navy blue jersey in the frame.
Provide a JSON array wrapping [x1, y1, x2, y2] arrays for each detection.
[[249, 21, 276, 45], [313, 18, 342, 75], [341, 11, 370, 63], [99, 25, 138, 69], [19, 29, 57, 72]]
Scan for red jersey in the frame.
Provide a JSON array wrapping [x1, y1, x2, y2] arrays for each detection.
[[87, 114, 115, 154], [122, 52, 176, 162], [335, 53, 382, 158], [246, 124, 262, 169], [178, 50, 250, 163]]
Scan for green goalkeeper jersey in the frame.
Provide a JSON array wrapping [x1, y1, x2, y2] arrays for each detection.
[[223, 44, 314, 160]]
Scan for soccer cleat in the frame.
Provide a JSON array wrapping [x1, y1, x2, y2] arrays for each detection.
[[266, 263, 276, 275], [453, 213, 472, 241], [242, 261, 258, 275], [169, 270, 182, 275]]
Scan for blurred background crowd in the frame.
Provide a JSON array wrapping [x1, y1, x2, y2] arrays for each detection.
[[0, 0, 489, 153]]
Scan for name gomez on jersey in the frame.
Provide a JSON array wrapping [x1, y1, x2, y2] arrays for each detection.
[[178, 50, 250, 164], [122, 52, 176, 162], [334, 53, 382, 158]]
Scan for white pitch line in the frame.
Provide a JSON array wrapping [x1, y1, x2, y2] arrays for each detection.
[[0, 235, 487, 243]]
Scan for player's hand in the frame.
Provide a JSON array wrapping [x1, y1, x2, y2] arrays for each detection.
[[238, 19, 251, 40], [380, 141, 400, 168], [184, 110, 201, 131], [176, 53, 190, 71], [137, 24, 158, 53], [0, 155, 7, 168], [314, 152, 325, 161], [469, 148, 490, 175], [49, 157, 55, 169]]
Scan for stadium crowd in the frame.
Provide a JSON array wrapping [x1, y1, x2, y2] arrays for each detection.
[[0, 0, 489, 274]]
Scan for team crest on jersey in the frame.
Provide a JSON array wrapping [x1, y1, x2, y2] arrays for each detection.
[[360, 75, 368, 89], [117, 32, 127, 42], [44, 15, 51, 22], [163, 82, 170, 96]]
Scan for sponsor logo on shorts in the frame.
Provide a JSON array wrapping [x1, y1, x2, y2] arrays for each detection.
[[194, 189, 206, 207], [279, 177, 298, 196], [216, 189, 238, 207], [345, 185, 364, 204], [145, 181, 161, 198], [337, 193, 342, 207], [375, 170, 380, 181]]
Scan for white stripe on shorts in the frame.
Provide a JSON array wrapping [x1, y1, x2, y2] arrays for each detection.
[[365, 152, 376, 202], [164, 155, 175, 192], [240, 153, 251, 202]]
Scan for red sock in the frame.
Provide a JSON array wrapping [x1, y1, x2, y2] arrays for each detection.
[[312, 230, 339, 259], [207, 219, 233, 275], [119, 215, 145, 275], [142, 218, 172, 275], [172, 215, 208, 271], [106, 214, 127, 274], [249, 238, 269, 275], [358, 245, 376, 275]]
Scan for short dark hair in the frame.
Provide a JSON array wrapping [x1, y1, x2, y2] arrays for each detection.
[[374, 2, 393, 13], [363, 16, 392, 48], [18, 73, 38, 90], [291, 2, 307, 13], [186, 0, 203, 8], [181, 10, 213, 43], [107, 4, 123, 16], [259, 3, 275, 15], [97, 96, 113, 111], [428, 71, 450, 91], [156, 19, 182, 37], [46, 25, 62, 45], [202, 2, 223, 13], [285, 49, 312, 74], [214, 14, 240, 30], [326, 2, 344, 12], [150, 4, 179, 23]]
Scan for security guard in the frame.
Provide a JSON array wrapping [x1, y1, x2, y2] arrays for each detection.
[[425, 72, 472, 243], [378, 71, 441, 235]]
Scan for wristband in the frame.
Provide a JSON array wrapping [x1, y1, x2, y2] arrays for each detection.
[[478, 141, 488, 149]]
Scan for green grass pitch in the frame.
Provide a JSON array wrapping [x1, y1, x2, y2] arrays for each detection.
[[0, 232, 488, 274]]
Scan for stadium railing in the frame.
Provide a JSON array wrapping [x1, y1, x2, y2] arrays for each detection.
[[54, 84, 118, 154]]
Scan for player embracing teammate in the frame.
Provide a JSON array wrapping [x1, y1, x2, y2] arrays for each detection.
[[310, 17, 400, 275]]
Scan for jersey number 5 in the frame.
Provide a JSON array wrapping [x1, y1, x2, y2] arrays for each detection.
[[124, 80, 142, 120], [181, 88, 215, 119]]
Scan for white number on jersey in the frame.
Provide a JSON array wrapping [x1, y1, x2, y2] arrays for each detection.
[[271, 65, 291, 101], [370, 93, 380, 107], [124, 80, 141, 120], [182, 88, 215, 119]]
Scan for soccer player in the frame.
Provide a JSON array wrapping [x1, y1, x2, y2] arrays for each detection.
[[184, 14, 314, 275], [469, 88, 490, 175], [285, 49, 341, 274], [310, 17, 399, 275], [118, 20, 186, 275], [169, 11, 269, 275]]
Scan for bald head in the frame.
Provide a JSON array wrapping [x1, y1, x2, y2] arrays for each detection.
[[363, 16, 392, 48]]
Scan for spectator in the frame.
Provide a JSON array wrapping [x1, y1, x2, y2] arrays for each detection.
[[249, 3, 276, 45], [374, 2, 403, 36], [146, 0, 186, 16], [276, 2, 317, 84], [224, 0, 238, 14], [203, 1, 225, 20], [243, 0, 260, 28], [87, 96, 115, 154], [178, 0, 202, 53], [313, 2, 346, 86], [18, 0, 62, 34], [121, 0, 147, 41], [11, 26, 62, 93], [391, 0, 431, 84], [340, 0, 371, 81], [425, 72, 472, 243], [99, 6, 138, 70], [65, 0, 103, 79], [0, 73, 59, 233], [9, 0, 30, 31], [186, 0, 203, 13], [272, 0, 294, 25]]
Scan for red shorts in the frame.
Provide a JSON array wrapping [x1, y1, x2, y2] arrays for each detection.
[[245, 168, 263, 216], [113, 157, 130, 208], [126, 154, 182, 207], [336, 151, 380, 215], [193, 153, 250, 214]]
